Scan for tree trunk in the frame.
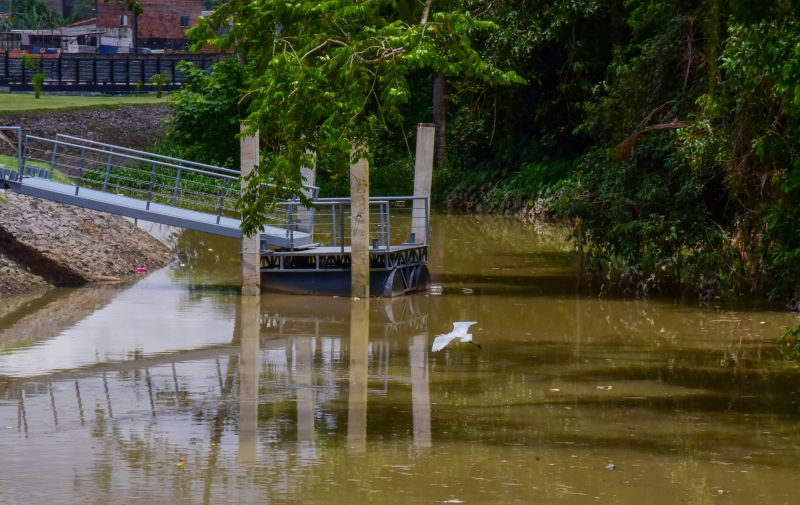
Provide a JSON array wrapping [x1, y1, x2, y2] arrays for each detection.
[[432, 72, 447, 166]]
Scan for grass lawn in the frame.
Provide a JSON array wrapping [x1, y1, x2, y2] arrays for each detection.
[[0, 153, 72, 183], [0, 93, 166, 112]]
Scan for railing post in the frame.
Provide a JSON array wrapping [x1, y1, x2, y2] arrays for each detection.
[[19, 132, 28, 181], [74, 147, 85, 195], [125, 57, 130, 86], [57, 55, 62, 85], [425, 197, 430, 245], [385, 202, 391, 252], [48, 141, 59, 180], [288, 201, 295, 251], [378, 201, 386, 248], [339, 203, 345, 254], [171, 161, 182, 206], [109, 58, 114, 85], [146, 161, 156, 209], [75, 58, 80, 84], [102, 147, 114, 192], [331, 203, 338, 247], [216, 178, 228, 224], [92, 56, 97, 84]]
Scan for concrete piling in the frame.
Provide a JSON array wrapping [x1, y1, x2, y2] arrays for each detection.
[[350, 145, 370, 298], [412, 124, 435, 244], [240, 126, 261, 296]]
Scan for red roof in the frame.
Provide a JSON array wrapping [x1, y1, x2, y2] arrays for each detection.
[[62, 17, 98, 28]]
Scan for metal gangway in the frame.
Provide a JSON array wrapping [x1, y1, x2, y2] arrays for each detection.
[[0, 128, 319, 249]]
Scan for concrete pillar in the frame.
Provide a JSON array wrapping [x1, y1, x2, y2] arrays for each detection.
[[412, 124, 435, 244], [238, 295, 260, 465], [296, 157, 316, 233], [347, 298, 369, 453], [350, 145, 370, 298], [410, 333, 431, 450], [240, 125, 261, 296]]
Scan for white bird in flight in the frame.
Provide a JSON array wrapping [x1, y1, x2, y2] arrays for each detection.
[[432, 321, 480, 352]]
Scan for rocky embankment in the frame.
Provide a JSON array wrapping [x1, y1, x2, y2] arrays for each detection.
[[0, 104, 173, 296], [0, 104, 169, 149], [0, 191, 173, 296]]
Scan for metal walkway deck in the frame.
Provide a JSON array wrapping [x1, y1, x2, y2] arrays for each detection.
[[5, 175, 309, 246]]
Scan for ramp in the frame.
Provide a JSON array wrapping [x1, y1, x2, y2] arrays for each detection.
[[1, 133, 316, 249]]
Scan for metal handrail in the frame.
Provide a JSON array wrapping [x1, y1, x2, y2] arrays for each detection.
[[56, 134, 241, 175], [54, 134, 322, 196], [26, 135, 240, 181]]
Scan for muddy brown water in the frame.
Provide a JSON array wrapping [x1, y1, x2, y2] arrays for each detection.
[[1, 215, 800, 504]]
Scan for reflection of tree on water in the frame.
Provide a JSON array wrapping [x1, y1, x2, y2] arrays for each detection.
[[166, 228, 242, 292]]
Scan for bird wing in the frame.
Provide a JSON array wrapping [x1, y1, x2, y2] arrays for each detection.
[[432, 333, 455, 352], [452, 321, 477, 334]]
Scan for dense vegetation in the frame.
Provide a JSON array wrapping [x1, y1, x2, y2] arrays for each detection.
[[0, 0, 95, 30], [162, 0, 800, 302]]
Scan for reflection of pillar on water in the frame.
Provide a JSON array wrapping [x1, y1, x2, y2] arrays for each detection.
[[74, 380, 85, 425], [347, 298, 369, 454], [48, 382, 59, 427], [295, 336, 315, 453], [238, 296, 261, 465], [409, 333, 431, 449], [102, 372, 113, 418], [145, 368, 156, 417], [17, 391, 27, 435]]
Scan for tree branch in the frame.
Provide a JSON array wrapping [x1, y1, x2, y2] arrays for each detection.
[[420, 0, 433, 24], [301, 38, 348, 61]]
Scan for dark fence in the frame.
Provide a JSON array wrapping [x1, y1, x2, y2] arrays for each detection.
[[0, 53, 226, 92]]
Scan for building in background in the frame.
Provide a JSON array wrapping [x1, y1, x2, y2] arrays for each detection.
[[96, 0, 201, 53], [1, 0, 202, 53]]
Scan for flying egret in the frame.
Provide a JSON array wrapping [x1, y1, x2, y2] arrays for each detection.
[[432, 321, 479, 352]]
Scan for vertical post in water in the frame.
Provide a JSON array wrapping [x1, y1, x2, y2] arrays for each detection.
[[240, 125, 261, 296], [412, 124, 435, 244], [350, 143, 370, 298]]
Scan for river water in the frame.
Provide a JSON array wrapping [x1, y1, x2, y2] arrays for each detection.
[[1, 215, 800, 504]]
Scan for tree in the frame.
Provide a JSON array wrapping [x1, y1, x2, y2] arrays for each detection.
[[188, 0, 523, 235], [162, 59, 246, 168]]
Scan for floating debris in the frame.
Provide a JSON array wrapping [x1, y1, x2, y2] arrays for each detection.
[[462, 287, 474, 294], [597, 385, 613, 390]]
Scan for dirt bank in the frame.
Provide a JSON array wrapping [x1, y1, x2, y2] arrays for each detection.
[[0, 103, 169, 150]]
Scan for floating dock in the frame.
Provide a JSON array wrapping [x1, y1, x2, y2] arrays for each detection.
[[0, 128, 431, 297]]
